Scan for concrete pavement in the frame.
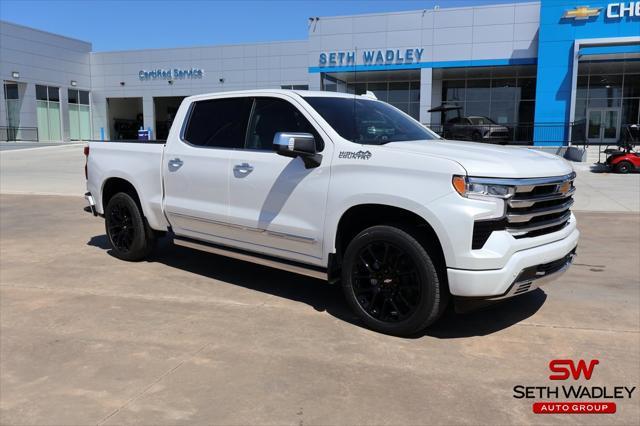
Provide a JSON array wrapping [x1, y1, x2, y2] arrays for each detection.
[[1, 198, 639, 425]]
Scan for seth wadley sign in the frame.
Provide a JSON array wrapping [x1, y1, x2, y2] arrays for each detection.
[[319, 48, 425, 66]]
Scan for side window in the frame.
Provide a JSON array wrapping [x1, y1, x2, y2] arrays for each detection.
[[245, 97, 324, 151], [183, 97, 252, 148]]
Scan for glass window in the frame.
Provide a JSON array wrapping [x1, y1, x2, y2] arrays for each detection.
[[518, 78, 537, 100], [408, 103, 420, 121], [588, 74, 623, 99], [68, 89, 78, 104], [245, 97, 322, 151], [588, 98, 621, 108], [304, 96, 438, 145], [622, 98, 639, 125], [517, 100, 536, 124], [465, 79, 491, 101], [490, 102, 515, 124], [464, 101, 491, 118], [36, 85, 48, 101], [491, 78, 517, 102], [183, 97, 253, 148], [48, 86, 59, 102], [623, 74, 640, 98], [368, 82, 388, 102], [4, 83, 18, 100], [388, 82, 408, 103], [79, 90, 90, 105], [292, 85, 309, 90], [409, 81, 420, 102], [576, 76, 589, 99], [442, 80, 465, 102]]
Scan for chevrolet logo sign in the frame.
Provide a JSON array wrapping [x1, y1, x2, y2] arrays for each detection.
[[563, 6, 602, 20]]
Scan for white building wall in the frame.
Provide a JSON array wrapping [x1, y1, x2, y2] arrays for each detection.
[[0, 21, 92, 140], [90, 40, 309, 139], [307, 2, 540, 123]]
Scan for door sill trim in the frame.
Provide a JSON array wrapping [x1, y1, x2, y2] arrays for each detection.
[[173, 236, 328, 280]]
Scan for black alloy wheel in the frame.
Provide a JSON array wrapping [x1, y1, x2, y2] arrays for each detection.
[[107, 201, 135, 252], [104, 192, 156, 261], [351, 241, 421, 323], [341, 225, 447, 336]]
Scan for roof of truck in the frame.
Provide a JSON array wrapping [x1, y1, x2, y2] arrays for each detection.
[[184, 89, 374, 103]]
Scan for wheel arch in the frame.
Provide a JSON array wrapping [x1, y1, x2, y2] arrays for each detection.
[[102, 177, 143, 213], [331, 204, 447, 284]]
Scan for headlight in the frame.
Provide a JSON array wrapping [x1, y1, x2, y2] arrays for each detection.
[[452, 175, 515, 199]]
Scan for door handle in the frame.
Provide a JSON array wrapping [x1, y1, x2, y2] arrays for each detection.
[[233, 162, 254, 174], [168, 158, 183, 171]]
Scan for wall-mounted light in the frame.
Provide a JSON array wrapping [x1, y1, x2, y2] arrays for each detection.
[[70, 80, 77, 87], [219, 77, 225, 83], [168, 80, 174, 85], [11, 71, 19, 79], [120, 81, 125, 86]]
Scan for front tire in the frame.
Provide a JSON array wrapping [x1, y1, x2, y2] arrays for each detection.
[[614, 161, 632, 174], [104, 192, 156, 261], [341, 225, 447, 336]]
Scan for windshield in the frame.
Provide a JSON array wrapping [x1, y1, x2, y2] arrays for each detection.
[[304, 96, 439, 145], [468, 116, 496, 125]]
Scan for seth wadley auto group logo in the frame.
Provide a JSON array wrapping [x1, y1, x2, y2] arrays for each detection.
[[512, 359, 637, 414]]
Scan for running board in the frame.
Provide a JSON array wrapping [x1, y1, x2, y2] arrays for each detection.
[[173, 237, 328, 280]]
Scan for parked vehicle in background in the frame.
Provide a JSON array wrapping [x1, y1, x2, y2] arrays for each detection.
[[84, 90, 579, 336], [445, 116, 510, 144], [605, 124, 640, 173]]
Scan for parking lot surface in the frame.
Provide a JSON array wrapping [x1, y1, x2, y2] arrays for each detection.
[[1, 194, 638, 425]]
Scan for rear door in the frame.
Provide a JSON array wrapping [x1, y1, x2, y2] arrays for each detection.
[[226, 95, 333, 262], [163, 97, 253, 240]]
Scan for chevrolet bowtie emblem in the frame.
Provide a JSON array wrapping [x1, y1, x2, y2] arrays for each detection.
[[563, 6, 602, 20]]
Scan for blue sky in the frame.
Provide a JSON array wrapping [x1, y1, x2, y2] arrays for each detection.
[[1, 0, 530, 51]]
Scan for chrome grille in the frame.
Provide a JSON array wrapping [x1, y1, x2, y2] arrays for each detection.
[[505, 173, 575, 238]]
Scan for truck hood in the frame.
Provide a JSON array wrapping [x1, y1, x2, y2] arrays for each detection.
[[384, 139, 573, 178]]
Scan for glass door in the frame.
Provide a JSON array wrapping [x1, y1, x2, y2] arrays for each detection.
[[586, 108, 620, 143]]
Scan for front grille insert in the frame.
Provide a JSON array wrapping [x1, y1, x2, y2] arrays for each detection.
[[470, 173, 575, 249]]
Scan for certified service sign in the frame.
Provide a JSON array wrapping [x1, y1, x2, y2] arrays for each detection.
[[139, 68, 204, 81]]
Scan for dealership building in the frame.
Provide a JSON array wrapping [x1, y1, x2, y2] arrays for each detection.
[[1, 0, 638, 146]]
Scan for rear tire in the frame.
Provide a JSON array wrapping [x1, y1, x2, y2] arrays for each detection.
[[104, 192, 156, 261], [341, 225, 447, 336], [614, 161, 632, 174]]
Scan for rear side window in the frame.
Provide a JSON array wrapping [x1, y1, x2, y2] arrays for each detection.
[[183, 97, 252, 148], [245, 97, 324, 151]]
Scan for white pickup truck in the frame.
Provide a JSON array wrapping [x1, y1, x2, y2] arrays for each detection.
[[85, 90, 578, 336]]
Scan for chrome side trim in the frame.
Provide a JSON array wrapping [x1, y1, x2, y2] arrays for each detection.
[[173, 237, 327, 280], [467, 172, 576, 188], [167, 211, 316, 244], [507, 199, 574, 223]]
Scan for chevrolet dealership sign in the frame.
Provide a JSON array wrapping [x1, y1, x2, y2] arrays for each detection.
[[563, 2, 640, 20]]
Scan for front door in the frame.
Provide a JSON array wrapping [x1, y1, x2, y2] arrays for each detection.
[[587, 108, 620, 144], [226, 95, 332, 263]]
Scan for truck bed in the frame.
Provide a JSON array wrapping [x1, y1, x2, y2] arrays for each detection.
[[86, 140, 169, 230]]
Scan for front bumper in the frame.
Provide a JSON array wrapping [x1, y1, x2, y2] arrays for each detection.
[[447, 227, 579, 298]]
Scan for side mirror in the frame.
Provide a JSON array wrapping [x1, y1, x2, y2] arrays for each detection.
[[273, 132, 322, 168]]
